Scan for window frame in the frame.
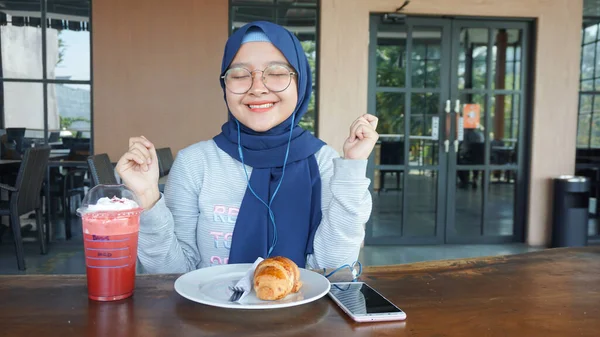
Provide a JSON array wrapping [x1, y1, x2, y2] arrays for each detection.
[[578, 19, 600, 149], [0, 0, 93, 151]]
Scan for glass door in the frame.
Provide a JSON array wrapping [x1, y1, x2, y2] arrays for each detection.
[[366, 15, 530, 245], [366, 16, 451, 244], [446, 20, 529, 244]]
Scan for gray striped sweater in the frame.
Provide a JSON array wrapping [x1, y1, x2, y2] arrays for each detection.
[[137, 140, 372, 273]]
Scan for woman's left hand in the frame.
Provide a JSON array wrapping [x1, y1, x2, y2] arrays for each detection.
[[343, 114, 379, 160]]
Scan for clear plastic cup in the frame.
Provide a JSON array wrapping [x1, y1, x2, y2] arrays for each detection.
[[77, 184, 143, 301]]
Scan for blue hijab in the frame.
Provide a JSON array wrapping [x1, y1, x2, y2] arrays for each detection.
[[213, 21, 325, 267]]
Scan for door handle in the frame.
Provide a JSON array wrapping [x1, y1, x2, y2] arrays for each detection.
[[444, 140, 450, 153], [454, 139, 459, 153], [445, 100, 451, 114]]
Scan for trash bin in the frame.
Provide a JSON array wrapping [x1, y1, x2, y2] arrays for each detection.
[[552, 175, 590, 248]]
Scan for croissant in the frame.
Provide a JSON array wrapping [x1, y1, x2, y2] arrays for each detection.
[[253, 256, 303, 301]]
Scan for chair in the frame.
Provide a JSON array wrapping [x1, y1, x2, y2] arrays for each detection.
[[458, 142, 485, 188], [87, 153, 118, 186], [468, 142, 485, 165], [0, 146, 51, 270], [6, 128, 26, 154], [156, 147, 174, 177], [1, 133, 22, 160], [48, 167, 88, 240], [48, 131, 60, 143], [379, 141, 404, 193], [62, 137, 91, 161]]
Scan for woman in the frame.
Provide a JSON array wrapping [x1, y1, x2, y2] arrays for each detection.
[[116, 21, 379, 273]]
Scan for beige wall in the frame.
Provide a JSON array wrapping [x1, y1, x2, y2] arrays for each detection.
[[93, 0, 583, 247], [319, 0, 583, 246], [93, 0, 228, 160]]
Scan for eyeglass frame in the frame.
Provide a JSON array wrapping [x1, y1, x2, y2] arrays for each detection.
[[220, 65, 297, 94]]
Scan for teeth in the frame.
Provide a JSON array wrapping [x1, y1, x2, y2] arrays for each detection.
[[249, 103, 274, 109]]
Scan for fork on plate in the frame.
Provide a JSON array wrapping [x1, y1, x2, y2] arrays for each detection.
[[229, 286, 244, 302]]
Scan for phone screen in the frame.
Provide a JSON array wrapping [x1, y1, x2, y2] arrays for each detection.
[[330, 283, 403, 315]]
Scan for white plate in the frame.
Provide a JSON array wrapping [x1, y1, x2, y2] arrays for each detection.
[[174, 263, 330, 309]]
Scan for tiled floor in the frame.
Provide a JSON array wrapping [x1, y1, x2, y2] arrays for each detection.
[[372, 171, 521, 238], [372, 171, 600, 239]]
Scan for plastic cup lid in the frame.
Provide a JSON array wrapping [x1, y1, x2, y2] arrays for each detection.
[[76, 184, 142, 216]]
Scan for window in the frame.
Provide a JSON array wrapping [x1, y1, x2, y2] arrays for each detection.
[[229, 0, 319, 134], [0, 0, 91, 149], [577, 21, 600, 148]]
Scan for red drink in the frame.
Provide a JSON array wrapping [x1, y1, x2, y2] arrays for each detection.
[[82, 209, 142, 301]]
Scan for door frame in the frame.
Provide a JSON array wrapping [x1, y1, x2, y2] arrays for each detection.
[[445, 19, 531, 244], [365, 15, 452, 245], [365, 14, 533, 245]]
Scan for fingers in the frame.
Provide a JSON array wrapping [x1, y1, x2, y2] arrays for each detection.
[[131, 149, 150, 172], [116, 153, 134, 173], [362, 114, 379, 129], [348, 118, 363, 141], [354, 123, 379, 141], [130, 142, 152, 164], [139, 135, 159, 164], [120, 136, 156, 172], [348, 115, 379, 141], [129, 136, 154, 154], [129, 136, 152, 148], [118, 152, 146, 173], [350, 120, 367, 141], [349, 117, 372, 142], [130, 135, 156, 157]]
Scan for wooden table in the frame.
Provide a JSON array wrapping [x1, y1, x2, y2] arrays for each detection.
[[0, 154, 75, 166], [48, 160, 88, 168], [1, 247, 599, 336]]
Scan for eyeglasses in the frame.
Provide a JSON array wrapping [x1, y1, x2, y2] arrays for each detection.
[[221, 65, 297, 94]]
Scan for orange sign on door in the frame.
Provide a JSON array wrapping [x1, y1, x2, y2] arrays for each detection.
[[463, 104, 481, 129]]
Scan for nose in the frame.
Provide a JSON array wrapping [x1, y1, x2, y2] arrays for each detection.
[[248, 70, 268, 95]]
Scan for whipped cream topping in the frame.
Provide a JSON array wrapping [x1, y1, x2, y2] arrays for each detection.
[[86, 196, 139, 212]]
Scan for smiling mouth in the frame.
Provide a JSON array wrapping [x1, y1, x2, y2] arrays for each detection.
[[248, 103, 274, 109], [246, 102, 276, 112]]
